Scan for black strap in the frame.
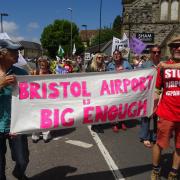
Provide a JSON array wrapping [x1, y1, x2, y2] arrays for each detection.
[[160, 68, 164, 89]]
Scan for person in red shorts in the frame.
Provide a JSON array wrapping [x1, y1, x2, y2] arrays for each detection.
[[151, 37, 180, 180]]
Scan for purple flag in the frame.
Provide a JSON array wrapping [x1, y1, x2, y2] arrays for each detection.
[[129, 37, 147, 55]]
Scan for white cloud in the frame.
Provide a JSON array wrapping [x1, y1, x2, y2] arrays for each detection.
[[27, 22, 39, 30], [11, 35, 25, 41], [2, 21, 25, 41], [31, 37, 40, 43], [2, 21, 40, 43], [3, 21, 18, 34]]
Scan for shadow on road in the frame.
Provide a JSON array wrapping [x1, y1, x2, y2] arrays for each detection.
[[120, 153, 179, 179], [30, 166, 77, 180], [120, 164, 152, 178], [29, 166, 113, 180], [29, 157, 180, 180], [29, 164, 152, 180]]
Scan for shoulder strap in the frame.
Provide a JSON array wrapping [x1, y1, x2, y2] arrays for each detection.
[[160, 68, 164, 88]]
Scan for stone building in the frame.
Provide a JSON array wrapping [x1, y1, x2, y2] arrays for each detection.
[[122, 0, 180, 56], [19, 41, 42, 59]]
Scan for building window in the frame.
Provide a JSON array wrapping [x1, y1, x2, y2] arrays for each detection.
[[160, 0, 169, 21], [171, 0, 179, 21]]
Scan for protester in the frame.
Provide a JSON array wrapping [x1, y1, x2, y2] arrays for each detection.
[[55, 59, 68, 74], [139, 45, 161, 148], [86, 53, 106, 133], [31, 56, 52, 143], [49, 60, 57, 74], [141, 54, 148, 62], [106, 49, 132, 132], [0, 39, 29, 180], [103, 54, 111, 66], [75, 55, 83, 72], [86, 53, 106, 72], [151, 38, 180, 180], [132, 54, 143, 69], [141, 46, 161, 68], [62, 59, 73, 73]]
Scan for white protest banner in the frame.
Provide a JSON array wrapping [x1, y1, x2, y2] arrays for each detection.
[[111, 36, 129, 56], [11, 68, 157, 134]]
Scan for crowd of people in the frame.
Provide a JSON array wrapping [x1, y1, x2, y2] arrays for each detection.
[[0, 37, 179, 180]]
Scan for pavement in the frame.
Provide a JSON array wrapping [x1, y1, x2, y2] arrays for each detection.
[[5, 120, 177, 180]]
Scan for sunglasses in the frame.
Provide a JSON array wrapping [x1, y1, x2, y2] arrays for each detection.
[[97, 56, 103, 59], [152, 51, 161, 54], [169, 44, 180, 48]]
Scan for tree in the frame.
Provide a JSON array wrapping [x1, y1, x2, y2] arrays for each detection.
[[91, 27, 121, 46], [40, 19, 84, 58], [112, 15, 122, 33], [90, 15, 122, 47]]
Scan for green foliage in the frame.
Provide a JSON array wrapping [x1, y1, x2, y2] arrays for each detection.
[[40, 19, 84, 58], [112, 15, 122, 33], [90, 15, 122, 47], [91, 27, 121, 46]]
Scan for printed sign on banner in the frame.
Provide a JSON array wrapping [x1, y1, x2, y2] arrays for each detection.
[[10, 68, 157, 134]]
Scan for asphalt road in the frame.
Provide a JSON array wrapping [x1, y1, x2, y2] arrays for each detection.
[[6, 121, 176, 180]]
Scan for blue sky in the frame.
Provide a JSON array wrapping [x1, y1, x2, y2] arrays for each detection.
[[1, 0, 123, 43]]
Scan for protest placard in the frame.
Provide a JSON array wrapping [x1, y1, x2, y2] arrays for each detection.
[[111, 36, 129, 55]]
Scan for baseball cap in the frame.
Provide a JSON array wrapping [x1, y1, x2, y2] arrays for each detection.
[[168, 37, 180, 47], [0, 39, 23, 50]]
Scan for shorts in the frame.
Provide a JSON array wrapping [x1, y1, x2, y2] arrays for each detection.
[[156, 118, 180, 149]]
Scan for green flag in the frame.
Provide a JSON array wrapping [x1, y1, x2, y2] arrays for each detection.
[[57, 45, 64, 58]]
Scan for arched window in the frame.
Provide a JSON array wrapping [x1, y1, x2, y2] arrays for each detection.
[[171, 0, 179, 21], [160, 0, 169, 21]]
